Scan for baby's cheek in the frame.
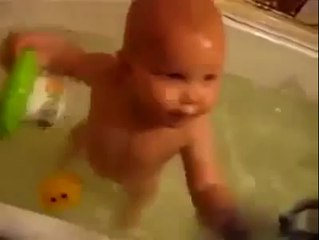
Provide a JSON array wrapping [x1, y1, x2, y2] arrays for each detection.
[[162, 88, 180, 108], [200, 90, 218, 111], [150, 80, 171, 101], [207, 92, 219, 108], [164, 88, 177, 102]]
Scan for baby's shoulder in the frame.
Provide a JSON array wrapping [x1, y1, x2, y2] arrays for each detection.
[[90, 55, 118, 87]]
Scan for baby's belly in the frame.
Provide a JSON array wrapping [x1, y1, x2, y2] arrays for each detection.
[[86, 142, 162, 185], [86, 146, 124, 183], [85, 126, 126, 180], [85, 125, 175, 184]]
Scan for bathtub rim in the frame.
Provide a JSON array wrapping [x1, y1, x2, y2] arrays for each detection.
[[0, 202, 109, 240], [222, 13, 318, 59]]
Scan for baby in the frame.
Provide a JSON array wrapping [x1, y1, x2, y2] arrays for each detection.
[[0, 0, 249, 239]]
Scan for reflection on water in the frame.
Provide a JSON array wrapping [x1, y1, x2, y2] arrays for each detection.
[[0, 30, 317, 240]]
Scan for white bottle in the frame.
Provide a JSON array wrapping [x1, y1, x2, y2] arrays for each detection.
[[25, 72, 66, 128]]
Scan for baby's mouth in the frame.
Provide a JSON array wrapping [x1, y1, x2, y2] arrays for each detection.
[[167, 110, 191, 123], [169, 111, 184, 119]]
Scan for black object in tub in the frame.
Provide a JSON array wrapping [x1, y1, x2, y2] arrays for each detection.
[[279, 199, 318, 240]]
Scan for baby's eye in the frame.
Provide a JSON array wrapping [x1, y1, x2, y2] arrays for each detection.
[[204, 74, 217, 81], [165, 73, 186, 80]]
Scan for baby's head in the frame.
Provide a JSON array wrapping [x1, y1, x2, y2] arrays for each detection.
[[119, 0, 225, 127]]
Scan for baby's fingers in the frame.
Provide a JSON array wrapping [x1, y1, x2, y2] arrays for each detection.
[[1, 32, 51, 71], [0, 32, 18, 71]]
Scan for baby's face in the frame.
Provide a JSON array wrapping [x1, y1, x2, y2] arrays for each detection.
[[127, 29, 224, 127]]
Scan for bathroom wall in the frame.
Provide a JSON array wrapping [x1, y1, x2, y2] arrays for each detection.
[[248, 0, 308, 16], [245, 0, 318, 25], [295, 0, 318, 25]]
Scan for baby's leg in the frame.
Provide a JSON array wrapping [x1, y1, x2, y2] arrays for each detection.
[[117, 177, 159, 230], [57, 120, 87, 169]]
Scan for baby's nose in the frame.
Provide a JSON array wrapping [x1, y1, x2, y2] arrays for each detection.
[[181, 85, 202, 105]]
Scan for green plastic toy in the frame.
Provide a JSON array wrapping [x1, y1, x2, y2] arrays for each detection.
[[0, 49, 39, 137]]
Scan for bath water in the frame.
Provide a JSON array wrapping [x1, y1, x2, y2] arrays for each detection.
[[0, 30, 317, 240]]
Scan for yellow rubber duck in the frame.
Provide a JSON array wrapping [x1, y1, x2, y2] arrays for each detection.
[[39, 171, 82, 211]]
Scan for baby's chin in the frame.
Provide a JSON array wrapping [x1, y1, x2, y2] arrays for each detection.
[[160, 113, 194, 128]]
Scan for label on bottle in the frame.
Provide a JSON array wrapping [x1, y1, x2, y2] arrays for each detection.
[[25, 75, 66, 127]]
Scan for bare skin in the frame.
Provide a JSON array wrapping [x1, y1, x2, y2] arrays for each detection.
[[0, 0, 249, 239]]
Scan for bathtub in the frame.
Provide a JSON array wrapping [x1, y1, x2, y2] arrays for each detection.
[[0, 1, 318, 240]]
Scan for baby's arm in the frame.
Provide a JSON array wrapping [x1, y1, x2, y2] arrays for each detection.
[[0, 32, 115, 86], [53, 52, 115, 85], [181, 116, 249, 240]]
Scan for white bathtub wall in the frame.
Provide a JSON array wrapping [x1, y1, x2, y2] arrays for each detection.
[[0, 203, 109, 240], [224, 17, 318, 101]]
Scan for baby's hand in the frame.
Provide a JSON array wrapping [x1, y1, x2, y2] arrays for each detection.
[[218, 209, 251, 240], [0, 32, 82, 74], [194, 185, 251, 240]]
